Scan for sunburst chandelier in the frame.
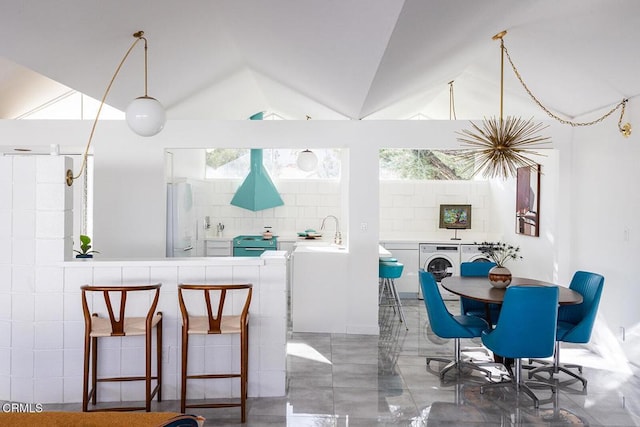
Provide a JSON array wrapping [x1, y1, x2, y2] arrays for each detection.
[[457, 31, 550, 179], [457, 30, 631, 179]]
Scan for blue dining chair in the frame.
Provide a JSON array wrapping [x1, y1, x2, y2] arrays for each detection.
[[459, 261, 500, 325], [419, 269, 492, 379], [528, 271, 605, 388], [480, 285, 559, 408]]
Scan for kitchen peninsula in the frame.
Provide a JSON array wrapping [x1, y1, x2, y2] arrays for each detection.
[[0, 155, 287, 405]]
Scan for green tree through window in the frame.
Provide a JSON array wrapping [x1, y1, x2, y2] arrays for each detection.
[[379, 149, 473, 180]]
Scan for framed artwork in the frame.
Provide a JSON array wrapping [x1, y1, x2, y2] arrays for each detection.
[[516, 164, 540, 237], [439, 204, 472, 230]]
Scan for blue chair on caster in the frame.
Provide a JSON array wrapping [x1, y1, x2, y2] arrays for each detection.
[[419, 269, 493, 379], [528, 271, 605, 389], [459, 262, 501, 325], [480, 285, 559, 408]]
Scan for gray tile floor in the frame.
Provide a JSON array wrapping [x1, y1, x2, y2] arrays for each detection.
[[45, 299, 640, 426]]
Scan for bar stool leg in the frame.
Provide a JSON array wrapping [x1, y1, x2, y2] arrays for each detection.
[[157, 316, 163, 402], [389, 278, 408, 329], [145, 330, 151, 411], [180, 327, 188, 413], [241, 325, 249, 422], [82, 331, 90, 412], [91, 336, 98, 405]]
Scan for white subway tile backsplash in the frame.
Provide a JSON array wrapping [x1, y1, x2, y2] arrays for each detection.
[[35, 238, 67, 264]]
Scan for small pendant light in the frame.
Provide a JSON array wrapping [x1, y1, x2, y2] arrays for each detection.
[[297, 115, 318, 171]]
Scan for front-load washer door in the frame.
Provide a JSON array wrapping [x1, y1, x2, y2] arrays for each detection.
[[423, 256, 454, 282]]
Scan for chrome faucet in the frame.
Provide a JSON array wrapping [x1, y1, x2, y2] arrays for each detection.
[[321, 215, 342, 245]]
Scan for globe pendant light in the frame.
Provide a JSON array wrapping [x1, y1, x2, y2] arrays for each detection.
[[126, 95, 166, 137], [296, 115, 318, 171], [297, 149, 318, 171], [125, 31, 166, 136]]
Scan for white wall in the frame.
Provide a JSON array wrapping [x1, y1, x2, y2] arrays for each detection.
[[570, 105, 640, 339]]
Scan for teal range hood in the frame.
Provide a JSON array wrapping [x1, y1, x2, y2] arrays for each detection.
[[230, 113, 284, 211]]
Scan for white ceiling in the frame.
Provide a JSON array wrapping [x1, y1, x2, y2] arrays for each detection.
[[0, 0, 638, 121]]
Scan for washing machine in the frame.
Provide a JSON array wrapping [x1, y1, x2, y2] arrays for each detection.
[[460, 243, 493, 263], [419, 243, 460, 300]]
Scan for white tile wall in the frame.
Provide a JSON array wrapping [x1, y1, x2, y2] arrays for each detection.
[[193, 179, 342, 238], [380, 180, 492, 238]]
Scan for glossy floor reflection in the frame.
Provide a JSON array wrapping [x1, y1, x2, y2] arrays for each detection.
[[45, 299, 640, 426]]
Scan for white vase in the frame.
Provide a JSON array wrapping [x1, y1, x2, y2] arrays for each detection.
[[488, 265, 512, 288]]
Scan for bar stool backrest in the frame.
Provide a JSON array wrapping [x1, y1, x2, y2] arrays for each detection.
[[80, 284, 162, 337], [178, 284, 253, 334]]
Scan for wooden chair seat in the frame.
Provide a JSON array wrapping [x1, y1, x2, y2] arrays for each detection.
[[89, 313, 163, 337], [185, 315, 243, 335]]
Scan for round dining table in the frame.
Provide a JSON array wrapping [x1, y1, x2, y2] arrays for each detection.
[[441, 275, 583, 365], [441, 276, 583, 306]]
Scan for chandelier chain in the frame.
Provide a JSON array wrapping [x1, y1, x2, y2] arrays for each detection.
[[502, 43, 629, 131], [449, 80, 457, 120]]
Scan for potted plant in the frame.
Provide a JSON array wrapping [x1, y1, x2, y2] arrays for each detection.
[[476, 241, 522, 288], [74, 234, 99, 259]]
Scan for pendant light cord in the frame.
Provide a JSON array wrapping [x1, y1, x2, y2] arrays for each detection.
[[67, 31, 146, 186], [448, 81, 457, 120]]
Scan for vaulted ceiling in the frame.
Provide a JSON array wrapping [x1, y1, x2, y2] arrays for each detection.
[[0, 0, 638, 122]]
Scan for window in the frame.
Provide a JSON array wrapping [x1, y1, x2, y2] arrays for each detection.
[[205, 148, 341, 179], [379, 149, 474, 180]]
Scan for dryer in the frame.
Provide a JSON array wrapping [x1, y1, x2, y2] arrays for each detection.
[[419, 243, 460, 300], [460, 243, 493, 263]]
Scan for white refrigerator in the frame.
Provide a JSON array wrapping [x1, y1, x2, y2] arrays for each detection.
[[166, 182, 196, 257]]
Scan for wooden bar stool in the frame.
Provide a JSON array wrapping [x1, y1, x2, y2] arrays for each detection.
[[80, 283, 163, 412], [178, 283, 253, 422]]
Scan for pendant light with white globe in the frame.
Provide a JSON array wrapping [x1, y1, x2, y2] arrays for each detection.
[[66, 30, 166, 186], [125, 31, 166, 137], [297, 149, 318, 171], [296, 115, 318, 172]]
